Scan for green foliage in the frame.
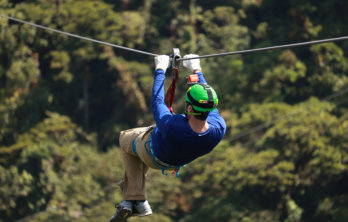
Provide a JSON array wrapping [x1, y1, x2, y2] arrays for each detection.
[[309, 43, 348, 93], [260, 50, 307, 101], [284, 195, 303, 222], [0, 112, 124, 221], [0, 0, 347, 221]]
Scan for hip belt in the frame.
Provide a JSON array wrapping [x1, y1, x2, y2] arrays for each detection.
[[132, 126, 186, 177]]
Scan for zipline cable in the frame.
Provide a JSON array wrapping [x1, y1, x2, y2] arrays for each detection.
[[228, 87, 348, 143], [177, 36, 348, 61], [0, 13, 158, 57], [2, 14, 348, 61]]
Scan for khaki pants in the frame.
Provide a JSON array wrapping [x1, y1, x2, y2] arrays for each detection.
[[118, 125, 160, 200]]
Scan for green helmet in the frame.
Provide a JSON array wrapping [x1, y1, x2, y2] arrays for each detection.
[[185, 83, 218, 112]]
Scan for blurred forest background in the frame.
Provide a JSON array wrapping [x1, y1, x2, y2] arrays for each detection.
[[1, 0, 348, 221]]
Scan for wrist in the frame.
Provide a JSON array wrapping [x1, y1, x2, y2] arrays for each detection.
[[156, 69, 165, 73], [193, 69, 201, 73], [155, 65, 167, 71]]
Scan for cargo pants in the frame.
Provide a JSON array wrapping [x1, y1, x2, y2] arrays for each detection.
[[118, 125, 159, 200]]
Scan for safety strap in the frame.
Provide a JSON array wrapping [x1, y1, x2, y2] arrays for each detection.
[[132, 140, 138, 156], [164, 48, 181, 114], [140, 136, 185, 177], [164, 66, 179, 113]]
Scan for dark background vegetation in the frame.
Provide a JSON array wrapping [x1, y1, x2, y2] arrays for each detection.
[[0, 0, 347, 221]]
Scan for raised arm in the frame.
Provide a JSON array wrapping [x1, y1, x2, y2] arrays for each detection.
[[183, 54, 223, 118], [151, 55, 172, 137]]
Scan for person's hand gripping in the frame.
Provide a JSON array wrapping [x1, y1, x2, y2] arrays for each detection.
[[154, 55, 170, 71], [183, 54, 201, 72]]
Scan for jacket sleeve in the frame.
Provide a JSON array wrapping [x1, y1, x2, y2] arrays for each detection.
[[151, 69, 172, 137], [196, 71, 207, 84]]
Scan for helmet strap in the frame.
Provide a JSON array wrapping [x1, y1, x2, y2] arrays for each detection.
[[185, 102, 202, 116], [199, 83, 214, 103], [198, 83, 214, 106], [185, 110, 202, 116]]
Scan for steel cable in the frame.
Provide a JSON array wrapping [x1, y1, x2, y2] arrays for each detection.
[[0, 13, 158, 57], [177, 36, 348, 61], [2, 14, 348, 60]]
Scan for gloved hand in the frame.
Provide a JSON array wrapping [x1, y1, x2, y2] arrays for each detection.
[[154, 55, 170, 71], [183, 54, 201, 72]]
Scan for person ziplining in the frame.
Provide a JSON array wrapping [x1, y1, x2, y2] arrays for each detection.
[[2, 14, 348, 222], [109, 54, 226, 222]]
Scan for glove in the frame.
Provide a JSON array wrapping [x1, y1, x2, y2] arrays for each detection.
[[155, 55, 170, 71], [183, 54, 201, 72]]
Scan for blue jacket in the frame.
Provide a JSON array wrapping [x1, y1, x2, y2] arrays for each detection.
[[151, 69, 226, 166]]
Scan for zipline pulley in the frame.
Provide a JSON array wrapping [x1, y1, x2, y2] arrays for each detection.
[[165, 48, 181, 114], [171, 48, 181, 69]]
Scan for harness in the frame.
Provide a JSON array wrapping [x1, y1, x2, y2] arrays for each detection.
[[145, 136, 185, 177], [132, 134, 186, 177]]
